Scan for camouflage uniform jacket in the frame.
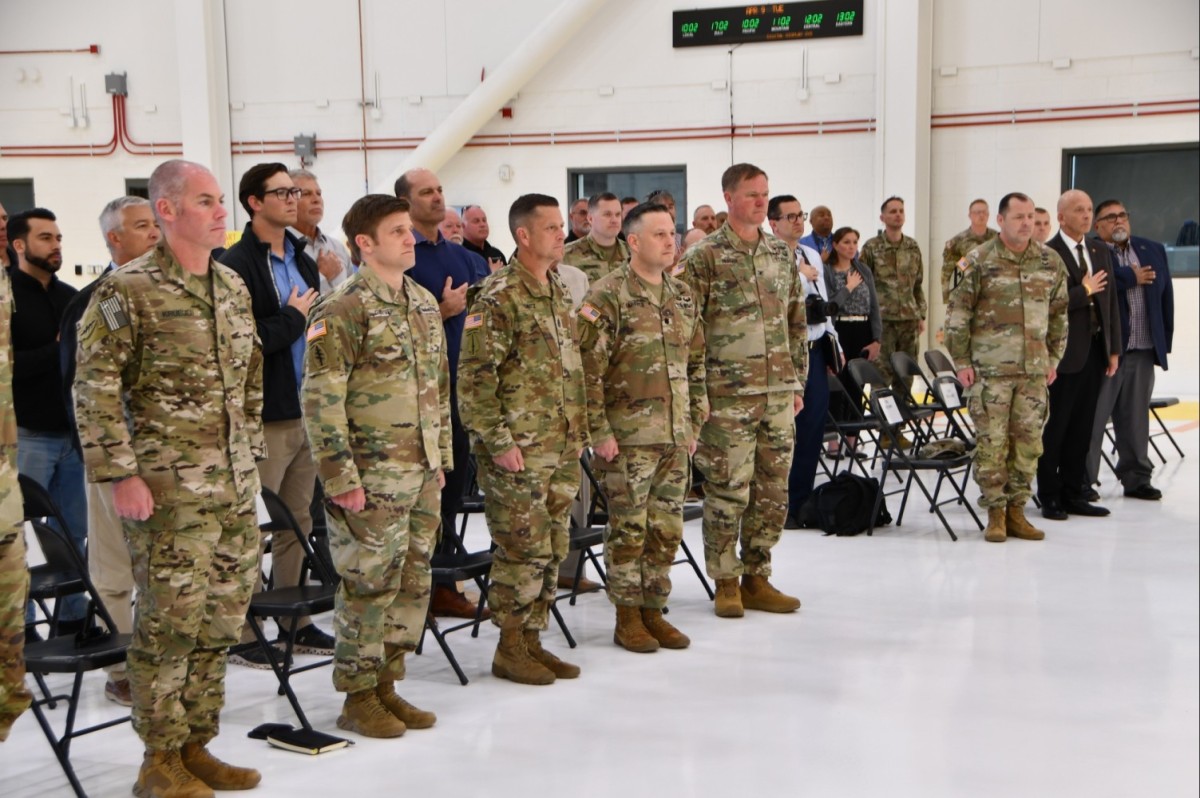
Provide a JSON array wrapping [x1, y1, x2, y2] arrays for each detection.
[[941, 226, 998, 301], [860, 231, 927, 320], [560, 234, 630, 284], [0, 269, 19, 526], [74, 240, 264, 503], [577, 265, 708, 447], [458, 258, 588, 456], [303, 265, 451, 498], [946, 238, 1069, 378], [678, 223, 807, 398]]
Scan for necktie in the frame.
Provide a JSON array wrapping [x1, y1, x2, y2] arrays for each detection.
[[1075, 243, 1089, 276]]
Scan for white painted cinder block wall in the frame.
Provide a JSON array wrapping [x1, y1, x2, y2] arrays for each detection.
[[1, 0, 1196, 391]]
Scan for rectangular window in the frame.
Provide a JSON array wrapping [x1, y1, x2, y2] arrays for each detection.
[[568, 166, 688, 234], [1063, 143, 1199, 277], [0, 179, 36, 215], [124, 178, 150, 200]]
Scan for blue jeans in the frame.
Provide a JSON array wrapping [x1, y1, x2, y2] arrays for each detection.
[[18, 428, 88, 623]]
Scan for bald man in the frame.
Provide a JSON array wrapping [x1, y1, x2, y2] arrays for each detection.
[[1037, 189, 1120, 520]]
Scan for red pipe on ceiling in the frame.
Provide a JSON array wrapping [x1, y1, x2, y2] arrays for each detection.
[[0, 45, 99, 56]]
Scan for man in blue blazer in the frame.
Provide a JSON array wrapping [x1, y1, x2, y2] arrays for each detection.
[[1085, 200, 1175, 499]]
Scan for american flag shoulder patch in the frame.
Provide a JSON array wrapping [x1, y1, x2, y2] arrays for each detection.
[[98, 296, 129, 331], [956, 257, 969, 272], [578, 303, 601, 322], [670, 263, 686, 277], [465, 312, 484, 330], [306, 319, 327, 342]]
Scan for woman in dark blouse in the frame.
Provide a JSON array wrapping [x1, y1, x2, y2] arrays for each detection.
[[825, 226, 883, 437]]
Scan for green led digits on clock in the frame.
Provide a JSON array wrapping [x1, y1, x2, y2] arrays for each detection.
[[712, 19, 729, 31], [681, 21, 699, 34], [743, 17, 759, 30], [837, 11, 856, 22], [804, 13, 823, 25], [772, 16, 791, 27]]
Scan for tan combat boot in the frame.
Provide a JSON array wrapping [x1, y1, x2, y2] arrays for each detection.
[[376, 681, 437, 729], [336, 688, 407, 738], [133, 749, 214, 798], [713, 577, 744, 618], [613, 605, 659, 653], [1006, 504, 1045, 541], [179, 743, 260, 791], [524, 629, 581, 678], [641, 608, 690, 649], [492, 618, 555, 685], [740, 575, 801, 613], [984, 507, 1007, 542]]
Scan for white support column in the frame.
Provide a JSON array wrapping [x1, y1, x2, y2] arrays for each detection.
[[173, 0, 233, 201], [874, 0, 934, 346]]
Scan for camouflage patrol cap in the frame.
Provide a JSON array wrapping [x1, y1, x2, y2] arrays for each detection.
[[919, 439, 967, 460]]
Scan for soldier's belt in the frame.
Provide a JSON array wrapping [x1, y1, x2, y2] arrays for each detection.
[[838, 315, 869, 322]]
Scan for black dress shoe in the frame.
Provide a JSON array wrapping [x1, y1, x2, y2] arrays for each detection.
[[1062, 500, 1110, 517], [784, 514, 802, 530], [1040, 499, 1068, 521], [1082, 487, 1100, 502], [1123, 484, 1162, 501]]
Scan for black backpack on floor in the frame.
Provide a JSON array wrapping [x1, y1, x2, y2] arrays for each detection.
[[797, 473, 892, 536]]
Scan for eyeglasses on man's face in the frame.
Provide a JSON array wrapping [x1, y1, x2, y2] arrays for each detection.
[[1096, 211, 1130, 224], [262, 187, 303, 201], [772, 212, 807, 223]]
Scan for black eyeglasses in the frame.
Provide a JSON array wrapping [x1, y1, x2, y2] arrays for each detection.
[[262, 187, 303, 201], [771, 212, 807, 223], [1096, 211, 1130, 224]]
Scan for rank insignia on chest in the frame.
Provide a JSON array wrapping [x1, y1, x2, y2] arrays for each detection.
[[465, 312, 484, 330], [98, 296, 129, 331], [578, 303, 601, 323], [306, 319, 327, 342]]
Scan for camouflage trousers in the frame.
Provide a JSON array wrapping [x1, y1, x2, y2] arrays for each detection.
[[694, 391, 795, 580], [967, 375, 1048, 509], [0, 521, 31, 742], [476, 445, 579, 631], [596, 443, 689, 609], [125, 492, 259, 751], [325, 468, 439, 694], [879, 319, 921, 387]]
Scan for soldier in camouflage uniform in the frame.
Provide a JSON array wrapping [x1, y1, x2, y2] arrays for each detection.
[[303, 195, 447, 738], [860, 197, 927, 386], [458, 194, 588, 685], [0, 265, 31, 743], [577, 203, 707, 653], [678, 164, 806, 618], [941, 198, 999, 302], [560, 192, 630, 283], [74, 160, 265, 797], [946, 192, 1068, 543]]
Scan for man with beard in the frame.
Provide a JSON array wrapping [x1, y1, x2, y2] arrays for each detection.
[[8, 208, 88, 633]]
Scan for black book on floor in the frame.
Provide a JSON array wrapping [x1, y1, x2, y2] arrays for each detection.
[[265, 726, 352, 755]]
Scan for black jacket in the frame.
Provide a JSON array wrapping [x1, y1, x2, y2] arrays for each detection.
[[220, 223, 319, 423], [8, 264, 78, 432], [1046, 232, 1120, 374]]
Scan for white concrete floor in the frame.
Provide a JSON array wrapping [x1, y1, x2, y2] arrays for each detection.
[[3, 422, 1197, 798]]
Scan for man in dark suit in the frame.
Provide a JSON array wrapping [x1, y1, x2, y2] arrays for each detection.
[[1038, 190, 1120, 519], [1085, 200, 1174, 500]]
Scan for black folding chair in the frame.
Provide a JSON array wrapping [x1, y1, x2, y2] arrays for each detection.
[[850, 357, 937, 447], [867, 388, 983, 541], [1149, 397, 1184, 461], [419, 467, 493, 685], [922, 350, 977, 437], [19, 475, 85, 644], [928, 375, 976, 447], [891, 350, 936, 407], [824, 374, 879, 478], [22, 517, 131, 798], [240, 489, 338, 731]]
